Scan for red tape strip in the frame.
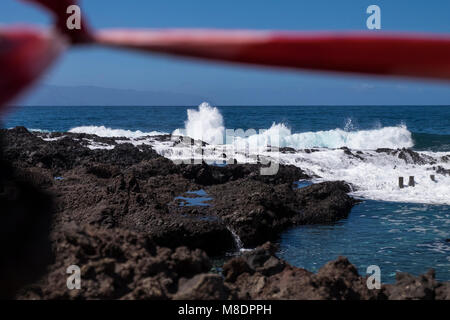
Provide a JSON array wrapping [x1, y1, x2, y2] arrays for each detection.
[[0, 28, 66, 110]]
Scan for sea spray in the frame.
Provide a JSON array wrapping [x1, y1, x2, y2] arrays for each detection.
[[240, 123, 413, 150], [65, 104, 449, 204], [69, 126, 165, 138], [172, 102, 225, 145]]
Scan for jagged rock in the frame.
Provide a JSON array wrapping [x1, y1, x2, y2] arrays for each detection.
[[375, 147, 433, 165], [4, 128, 448, 300], [1, 128, 321, 254], [174, 274, 230, 300], [180, 162, 309, 186], [17, 225, 212, 300], [222, 242, 449, 300], [384, 270, 438, 300], [207, 179, 357, 247], [294, 181, 358, 224]]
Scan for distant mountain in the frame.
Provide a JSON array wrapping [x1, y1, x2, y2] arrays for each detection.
[[17, 85, 209, 106], [12, 83, 450, 106]]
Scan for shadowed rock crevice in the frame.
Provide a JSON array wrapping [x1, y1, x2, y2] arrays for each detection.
[[0, 138, 53, 299]]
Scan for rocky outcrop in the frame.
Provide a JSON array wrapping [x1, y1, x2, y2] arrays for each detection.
[[17, 235, 450, 300], [17, 225, 211, 300], [375, 147, 435, 165], [293, 181, 357, 224], [180, 161, 309, 186], [5, 127, 446, 300], [221, 243, 450, 300], [222, 243, 378, 300], [0, 127, 161, 171], [384, 270, 450, 300], [1, 127, 358, 254], [206, 180, 357, 247]]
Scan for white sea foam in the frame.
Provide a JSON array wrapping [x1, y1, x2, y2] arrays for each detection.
[[167, 103, 448, 205], [276, 148, 450, 205], [170, 103, 413, 150], [55, 103, 449, 205], [68, 125, 166, 138], [172, 102, 225, 145], [235, 122, 413, 150]]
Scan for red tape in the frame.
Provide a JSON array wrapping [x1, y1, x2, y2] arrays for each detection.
[[0, 28, 66, 110], [96, 29, 450, 80], [0, 1, 449, 111]]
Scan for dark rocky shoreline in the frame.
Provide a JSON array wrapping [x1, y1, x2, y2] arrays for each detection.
[[1, 127, 449, 300]]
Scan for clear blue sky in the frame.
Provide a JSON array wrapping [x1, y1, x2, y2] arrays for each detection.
[[2, 0, 450, 105]]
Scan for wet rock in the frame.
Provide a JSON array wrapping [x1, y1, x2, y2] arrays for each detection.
[[436, 166, 450, 176], [181, 162, 309, 186], [207, 180, 357, 247], [294, 181, 358, 224], [303, 149, 319, 154], [280, 147, 296, 153], [375, 148, 433, 165], [340, 147, 364, 160]]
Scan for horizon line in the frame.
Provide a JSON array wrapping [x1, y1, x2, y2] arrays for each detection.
[[11, 104, 450, 108]]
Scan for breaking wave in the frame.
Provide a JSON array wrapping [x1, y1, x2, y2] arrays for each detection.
[[172, 102, 414, 150], [172, 102, 225, 145], [59, 102, 448, 205], [241, 123, 413, 150], [68, 126, 167, 138]]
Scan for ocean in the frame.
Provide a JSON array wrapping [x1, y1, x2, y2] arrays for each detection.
[[4, 104, 450, 282]]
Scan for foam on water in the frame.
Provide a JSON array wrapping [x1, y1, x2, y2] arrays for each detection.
[[47, 103, 450, 205], [277, 149, 450, 205], [68, 125, 166, 138], [169, 103, 413, 150], [172, 102, 225, 145], [239, 122, 413, 150], [167, 103, 448, 204]]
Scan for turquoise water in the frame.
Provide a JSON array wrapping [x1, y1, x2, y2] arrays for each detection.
[[277, 200, 450, 283], [3, 105, 450, 282]]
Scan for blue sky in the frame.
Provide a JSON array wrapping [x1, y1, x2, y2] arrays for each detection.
[[2, 0, 450, 105]]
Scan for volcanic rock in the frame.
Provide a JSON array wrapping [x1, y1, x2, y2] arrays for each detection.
[[17, 225, 211, 300]]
